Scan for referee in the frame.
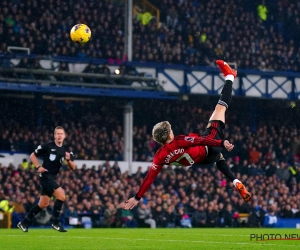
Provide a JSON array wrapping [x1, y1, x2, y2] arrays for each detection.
[[17, 126, 75, 232]]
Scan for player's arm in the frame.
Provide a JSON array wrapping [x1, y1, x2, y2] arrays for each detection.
[[177, 135, 234, 151], [124, 162, 163, 210], [65, 152, 76, 170], [31, 144, 48, 173]]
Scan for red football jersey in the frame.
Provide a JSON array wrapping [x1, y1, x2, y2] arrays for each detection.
[[135, 133, 223, 199]]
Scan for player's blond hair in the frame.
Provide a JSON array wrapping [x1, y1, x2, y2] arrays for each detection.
[[152, 121, 171, 145]]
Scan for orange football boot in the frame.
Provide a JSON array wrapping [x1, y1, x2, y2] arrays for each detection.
[[236, 182, 252, 202]]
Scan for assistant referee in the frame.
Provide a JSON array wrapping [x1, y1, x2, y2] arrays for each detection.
[[18, 126, 75, 232]]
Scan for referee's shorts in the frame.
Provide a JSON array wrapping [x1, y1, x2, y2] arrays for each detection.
[[39, 172, 60, 197]]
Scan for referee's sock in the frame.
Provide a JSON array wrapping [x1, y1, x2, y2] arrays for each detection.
[[23, 205, 43, 225], [216, 157, 236, 182], [52, 199, 64, 224]]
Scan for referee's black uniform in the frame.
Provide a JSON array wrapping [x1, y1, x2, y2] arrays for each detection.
[[18, 140, 74, 233], [34, 141, 74, 197]]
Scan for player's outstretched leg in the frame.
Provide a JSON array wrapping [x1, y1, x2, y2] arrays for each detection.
[[208, 60, 237, 123], [215, 60, 237, 110], [216, 155, 252, 202], [214, 60, 251, 202]]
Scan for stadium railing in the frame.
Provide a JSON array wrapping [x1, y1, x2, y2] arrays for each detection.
[[0, 53, 300, 99], [0, 67, 160, 90]]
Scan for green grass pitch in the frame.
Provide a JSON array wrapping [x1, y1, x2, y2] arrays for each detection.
[[0, 228, 299, 250]]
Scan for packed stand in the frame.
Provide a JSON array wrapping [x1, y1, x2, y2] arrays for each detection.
[[0, 97, 160, 162], [0, 157, 300, 229], [1, 97, 300, 164], [146, 0, 300, 71], [1, 97, 300, 228], [1, 0, 300, 71], [0, 0, 124, 60], [0, 98, 125, 161]]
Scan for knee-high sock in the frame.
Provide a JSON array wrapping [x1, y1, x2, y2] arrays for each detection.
[[218, 80, 233, 109], [52, 199, 64, 224], [23, 205, 43, 225], [216, 158, 236, 182]]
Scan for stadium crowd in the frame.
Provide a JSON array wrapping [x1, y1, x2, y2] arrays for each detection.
[[0, 97, 300, 228], [1, 0, 300, 71], [1, 151, 300, 229]]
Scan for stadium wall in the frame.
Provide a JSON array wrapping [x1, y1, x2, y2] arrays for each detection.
[[0, 152, 152, 173]]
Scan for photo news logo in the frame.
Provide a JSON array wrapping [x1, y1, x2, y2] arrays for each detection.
[[250, 234, 300, 241]]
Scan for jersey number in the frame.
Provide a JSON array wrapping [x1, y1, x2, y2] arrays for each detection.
[[170, 153, 194, 167]]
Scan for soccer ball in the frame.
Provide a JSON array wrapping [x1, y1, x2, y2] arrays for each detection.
[[70, 24, 91, 44]]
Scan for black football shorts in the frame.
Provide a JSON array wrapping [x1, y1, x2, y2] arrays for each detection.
[[39, 173, 60, 197], [202, 120, 225, 163]]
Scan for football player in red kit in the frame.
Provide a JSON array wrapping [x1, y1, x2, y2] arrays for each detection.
[[124, 60, 251, 210]]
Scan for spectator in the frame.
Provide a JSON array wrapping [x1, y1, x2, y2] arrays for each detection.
[[221, 204, 236, 228], [249, 146, 262, 164], [20, 159, 29, 170], [90, 198, 104, 228], [257, 1, 268, 21], [206, 205, 218, 227], [64, 203, 79, 226], [0, 197, 14, 213], [137, 203, 156, 228], [82, 63, 102, 83], [192, 205, 206, 228], [275, 162, 290, 181], [152, 205, 167, 228], [264, 207, 278, 228], [99, 64, 111, 75], [13, 197, 25, 213], [265, 160, 278, 177], [165, 206, 176, 228], [166, 5, 178, 29], [176, 206, 192, 228], [102, 202, 116, 228], [280, 204, 294, 218], [24, 197, 36, 213], [118, 202, 137, 228], [291, 203, 299, 215]]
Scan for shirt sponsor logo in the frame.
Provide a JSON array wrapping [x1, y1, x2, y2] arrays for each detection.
[[51, 149, 56, 151], [49, 154, 56, 161]]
